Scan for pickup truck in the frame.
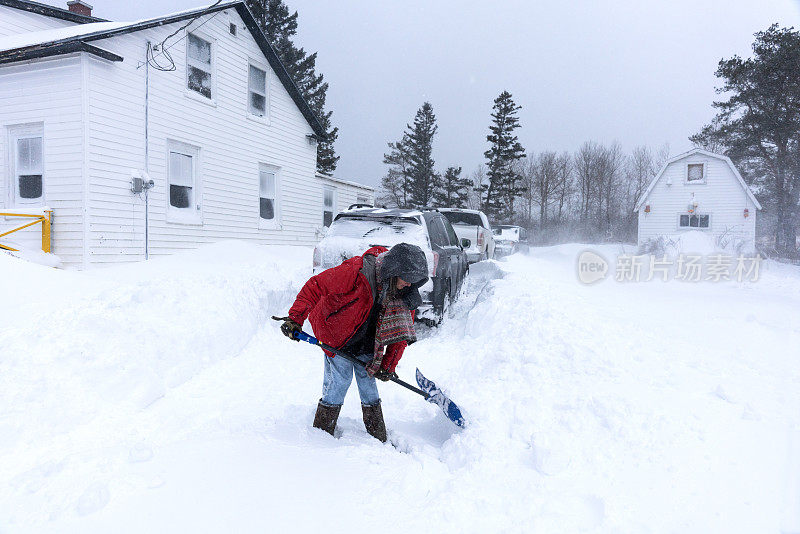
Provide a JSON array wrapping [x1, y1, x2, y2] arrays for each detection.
[[438, 208, 495, 263], [493, 224, 529, 257]]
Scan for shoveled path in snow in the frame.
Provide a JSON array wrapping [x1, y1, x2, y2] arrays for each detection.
[[1, 243, 799, 533]]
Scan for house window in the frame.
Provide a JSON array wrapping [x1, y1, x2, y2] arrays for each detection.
[[259, 166, 276, 221], [679, 213, 710, 228], [323, 186, 336, 227], [8, 124, 44, 206], [167, 141, 201, 223], [248, 64, 267, 117], [187, 33, 212, 98], [687, 163, 705, 183]]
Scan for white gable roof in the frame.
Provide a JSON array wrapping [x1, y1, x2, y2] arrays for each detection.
[[0, 21, 128, 52], [634, 148, 762, 212]]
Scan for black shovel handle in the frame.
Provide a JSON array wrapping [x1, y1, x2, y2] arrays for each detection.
[[271, 316, 429, 399]]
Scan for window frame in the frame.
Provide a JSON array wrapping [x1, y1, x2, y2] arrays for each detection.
[[166, 140, 202, 225], [247, 60, 269, 121], [442, 218, 460, 247], [185, 31, 215, 103], [7, 123, 45, 208], [677, 212, 711, 230], [322, 185, 337, 227], [685, 162, 706, 185], [427, 216, 449, 248], [258, 163, 281, 230]]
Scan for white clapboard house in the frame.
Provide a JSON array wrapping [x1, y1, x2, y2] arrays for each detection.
[[0, 0, 373, 268], [635, 148, 761, 252]]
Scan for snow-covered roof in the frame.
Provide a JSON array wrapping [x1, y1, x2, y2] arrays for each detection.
[[0, 2, 239, 54], [315, 173, 374, 192], [634, 148, 762, 212], [0, 1, 325, 138], [0, 0, 106, 24], [0, 21, 129, 53]]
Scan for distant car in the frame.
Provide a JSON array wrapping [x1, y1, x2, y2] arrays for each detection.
[[493, 225, 529, 257], [313, 207, 469, 324], [438, 208, 495, 263]]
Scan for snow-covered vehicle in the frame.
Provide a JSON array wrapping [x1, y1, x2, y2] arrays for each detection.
[[493, 225, 529, 257], [438, 208, 495, 263], [313, 207, 469, 323]]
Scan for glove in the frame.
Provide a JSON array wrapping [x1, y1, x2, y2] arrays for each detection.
[[280, 319, 302, 341], [381, 342, 406, 373], [373, 369, 398, 382]]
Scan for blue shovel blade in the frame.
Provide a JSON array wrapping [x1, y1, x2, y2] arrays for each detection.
[[416, 368, 466, 428]]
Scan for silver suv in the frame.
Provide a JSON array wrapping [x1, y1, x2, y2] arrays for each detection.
[[313, 207, 469, 324]]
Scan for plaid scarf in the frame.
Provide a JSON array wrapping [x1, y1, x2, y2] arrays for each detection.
[[366, 253, 416, 375]]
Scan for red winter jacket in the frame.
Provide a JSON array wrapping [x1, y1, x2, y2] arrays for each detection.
[[288, 246, 408, 372]]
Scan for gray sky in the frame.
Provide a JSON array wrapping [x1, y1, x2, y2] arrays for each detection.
[[80, 1, 800, 188]]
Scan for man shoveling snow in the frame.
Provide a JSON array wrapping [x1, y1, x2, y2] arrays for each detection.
[[279, 243, 428, 442]]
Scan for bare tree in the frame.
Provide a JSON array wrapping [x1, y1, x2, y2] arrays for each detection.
[[654, 142, 670, 170], [625, 146, 656, 213], [553, 152, 573, 223], [530, 151, 570, 228], [517, 157, 535, 227], [466, 165, 487, 211], [620, 145, 658, 239], [574, 141, 599, 226]]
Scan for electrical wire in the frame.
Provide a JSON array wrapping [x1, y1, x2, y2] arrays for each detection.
[[138, 0, 224, 71]]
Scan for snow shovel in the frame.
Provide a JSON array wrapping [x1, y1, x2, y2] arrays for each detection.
[[272, 318, 465, 428]]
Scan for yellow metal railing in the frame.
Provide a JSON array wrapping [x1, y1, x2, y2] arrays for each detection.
[[0, 209, 53, 253]]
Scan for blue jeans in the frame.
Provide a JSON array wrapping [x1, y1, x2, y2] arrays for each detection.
[[321, 353, 380, 407]]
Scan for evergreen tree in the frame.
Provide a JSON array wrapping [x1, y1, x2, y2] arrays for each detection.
[[246, 0, 339, 174], [380, 136, 412, 208], [481, 91, 526, 222], [434, 166, 471, 208], [691, 24, 800, 258], [405, 102, 439, 208]]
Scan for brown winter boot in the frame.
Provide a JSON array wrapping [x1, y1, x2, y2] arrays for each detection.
[[361, 402, 387, 443], [312, 402, 341, 437]]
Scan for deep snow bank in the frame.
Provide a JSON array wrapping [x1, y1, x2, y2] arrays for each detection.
[[1, 243, 799, 533], [0, 243, 311, 528]]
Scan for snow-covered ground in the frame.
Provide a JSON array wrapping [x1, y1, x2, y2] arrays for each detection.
[[1, 242, 798, 533]]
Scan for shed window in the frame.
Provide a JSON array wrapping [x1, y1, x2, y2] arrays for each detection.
[[259, 168, 276, 220], [9, 125, 44, 206], [687, 163, 704, 183], [249, 64, 267, 117], [187, 33, 212, 98], [679, 213, 710, 228], [323, 186, 336, 227]]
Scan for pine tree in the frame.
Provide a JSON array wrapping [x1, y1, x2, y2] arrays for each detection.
[[433, 166, 471, 208], [381, 136, 412, 208], [246, 0, 339, 174], [691, 24, 800, 259], [405, 103, 439, 208], [482, 91, 525, 222]]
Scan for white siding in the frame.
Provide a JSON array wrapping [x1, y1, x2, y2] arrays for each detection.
[[83, 8, 320, 265], [0, 55, 84, 265], [316, 174, 374, 226], [0, 5, 77, 37], [637, 154, 757, 251]]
